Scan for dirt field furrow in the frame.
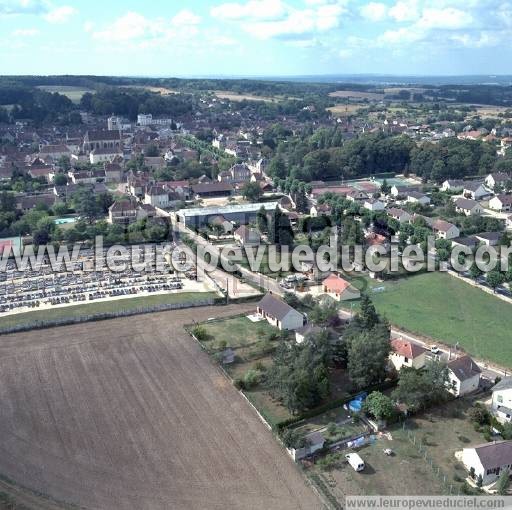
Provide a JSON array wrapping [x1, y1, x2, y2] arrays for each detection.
[[0, 304, 322, 510]]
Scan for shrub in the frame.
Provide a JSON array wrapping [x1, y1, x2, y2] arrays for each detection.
[[191, 325, 208, 341], [243, 369, 262, 389], [468, 404, 491, 426], [317, 453, 340, 471], [233, 377, 244, 390]]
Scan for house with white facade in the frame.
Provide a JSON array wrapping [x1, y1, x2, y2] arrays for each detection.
[[491, 378, 512, 424], [489, 194, 512, 212], [322, 273, 361, 301], [432, 219, 460, 240], [463, 182, 489, 201], [454, 198, 483, 216], [389, 338, 428, 371], [446, 355, 481, 397], [462, 441, 512, 486], [406, 191, 431, 206], [363, 198, 385, 212], [485, 172, 511, 190], [256, 293, 304, 331]]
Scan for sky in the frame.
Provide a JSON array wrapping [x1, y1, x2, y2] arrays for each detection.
[[0, 0, 511, 77]]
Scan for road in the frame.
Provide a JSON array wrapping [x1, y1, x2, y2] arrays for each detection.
[[172, 219, 283, 297], [173, 219, 508, 382], [337, 307, 506, 382]]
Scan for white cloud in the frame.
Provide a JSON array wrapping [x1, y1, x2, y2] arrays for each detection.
[[360, 2, 387, 22], [83, 21, 93, 33], [388, 0, 419, 22], [12, 27, 39, 36], [0, 0, 46, 15], [451, 31, 501, 48], [211, 0, 287, 21], [171, 9, 201, 26], [417, 7, 472, 30], [43, 5, 76, 23], [215, 0, 346, 40]]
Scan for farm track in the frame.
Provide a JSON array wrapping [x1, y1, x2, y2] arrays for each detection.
[[0, 305, 322, 510]]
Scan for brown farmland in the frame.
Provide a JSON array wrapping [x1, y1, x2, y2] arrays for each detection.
[[0, 305, 321, 510]]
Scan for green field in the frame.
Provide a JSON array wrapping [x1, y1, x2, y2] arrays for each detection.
[[369, 272, 512, 366], [36, 85, 95, 103], [0, 292, 217, 330]]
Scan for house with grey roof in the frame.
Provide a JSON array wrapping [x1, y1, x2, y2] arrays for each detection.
[[256, 293, 304, 331], [491, 378, 512, 424], [447, 355, 481, 397], [454, 198, 482, 216], [462, 440, 512, 485]]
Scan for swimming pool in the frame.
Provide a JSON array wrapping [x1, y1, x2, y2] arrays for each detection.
[[54, 217, 77, 225]]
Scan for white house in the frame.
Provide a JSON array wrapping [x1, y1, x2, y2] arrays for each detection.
[[446, 355, 481, 397], [454, 198, 483, 216], [432, 219, 460, 240], [89, 147, 123, 164], [363, 198, 385, 212], [144, 186, 170, 208], [489, 194, 512, 212], [462, 441, 512, 486], [294, 323, 323, 344], [256, 293, 304, 331], [233, 225, 261, 246], [485, 172, 510, 190], [406, 191, 431, 206], [463, 182, 489, 201], [389, 338, 428, 371], [310, 203, 331, 217], [287, 431, 325, 461], [441, 179, 465, 192], [387, 207, 412, 223], [491, 378, 512, 424]]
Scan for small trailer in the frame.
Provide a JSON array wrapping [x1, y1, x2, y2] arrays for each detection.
[[345, 453, 365, 472]]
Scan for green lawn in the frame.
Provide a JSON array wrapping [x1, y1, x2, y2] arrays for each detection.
[[368, 272, 512, 367], [36, 85, 95, 103], [199, 316, 278, 351], [0, 292, 217, 330]]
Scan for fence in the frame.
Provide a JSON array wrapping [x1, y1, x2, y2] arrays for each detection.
[[402, 422, 462, 495], [0, 298, 216, 335]]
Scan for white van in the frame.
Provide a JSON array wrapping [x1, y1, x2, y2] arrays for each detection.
[[345, 453, 365, 472]]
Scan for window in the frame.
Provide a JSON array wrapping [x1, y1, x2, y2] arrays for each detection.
[[498, 395, 503, 403]]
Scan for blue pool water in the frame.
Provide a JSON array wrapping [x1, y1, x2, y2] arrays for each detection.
[[54, 217, 77, 225]]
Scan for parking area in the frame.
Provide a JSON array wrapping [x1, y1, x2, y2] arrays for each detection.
[[0, 244, 218, 316]]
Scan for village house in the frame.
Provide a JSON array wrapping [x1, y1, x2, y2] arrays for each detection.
[[391, 185, 420, 197], [346, 190, 369, 202], [89, 146, 123, 164], [217, 163, 251, 184], [38, 144, 71, 159], [287, 431, 325, 461], [463, 182, 489, 201], [441, 179, 465, 192], [389, 338, 428, 371], [144, 185, 172, 208], [310, 203, 331, 217], [233, 225, 261, 246], [454, 198, 483, 216], [432, 219, 460, 240], [489, 194, 512, 213], [322, 273, 361, 301], [387, 207, 412, 223], [405, 191, 431, 206], [108, 198, 139, 225], [491, 378, 512, 424], [294, 323, 323, 344], [446, 355, 481, 397], [104, 163, 123, 183], [485, 172, 511, 190], [16, 193, 56, 213], [474, 232, 502, 247], [256, 293, 305, 331], [363, 198, 385, 212], [462, 440, 512, 486]]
